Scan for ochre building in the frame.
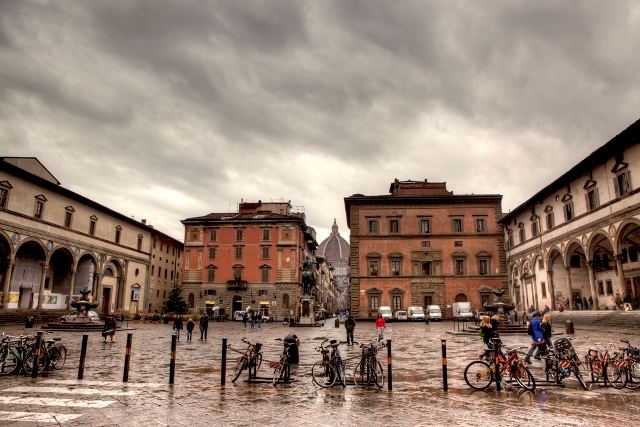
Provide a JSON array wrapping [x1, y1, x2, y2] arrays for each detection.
[[344, 179, 507, 318]]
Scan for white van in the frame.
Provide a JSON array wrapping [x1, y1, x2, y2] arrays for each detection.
[[452, 302, 473, 320], [427, 305, 442, 321], [407, 306, 426, 321], [378, 306, 393, 321]]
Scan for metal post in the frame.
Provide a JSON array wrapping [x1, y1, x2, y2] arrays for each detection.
[[123, 333, 132, 382], [494, 338, 501, 391], [169, 335, 177, 385], [78, 334, 88, 380], [441, 339, 448, 391], [387, 339, 392, 391], [221, 338, 227, 387], [31, 331, 44, 378]]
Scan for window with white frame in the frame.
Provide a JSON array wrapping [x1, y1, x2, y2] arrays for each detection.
[[420, 219, 431, 234]]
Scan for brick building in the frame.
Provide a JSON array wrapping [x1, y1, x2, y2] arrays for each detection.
[[148, 227, 183, 313], [180, 201, 318, 320], [344, 179, 507, 319]]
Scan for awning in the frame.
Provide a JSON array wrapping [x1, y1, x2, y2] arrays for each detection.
[[205, 301, 216, 305], [259, 301, 270, 305]]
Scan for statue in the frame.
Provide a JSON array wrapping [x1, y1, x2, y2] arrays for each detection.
[[301, 257, 316, 295]]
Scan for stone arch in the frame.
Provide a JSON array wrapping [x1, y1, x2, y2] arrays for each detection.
[[587, 230, 615, 261], [47, 247, 74, 303], [615, 219, 640, 251], [564, 239, 586, 265], [12, 240, 47, 308], [452, 289, 470, 302], [546, 246, 564, 269], [15, 237, 47, 256], [0, 229, 13, 259]]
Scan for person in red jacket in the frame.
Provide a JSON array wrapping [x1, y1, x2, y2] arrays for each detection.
[[375, 313, 387, 340]]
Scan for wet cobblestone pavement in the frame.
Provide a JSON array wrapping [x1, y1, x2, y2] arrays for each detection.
[[1, 320, 640, 426]]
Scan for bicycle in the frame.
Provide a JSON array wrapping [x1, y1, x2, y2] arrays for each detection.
[[311, 339, 346, 388], [271, 338, 293, 386], [541, 338, 587, 390], [42, 332, 67, 370], [231, 338, 263, 383], [464, 340, 535, 391], [0, 335, 46, 376], [353, 340, 385, 388]]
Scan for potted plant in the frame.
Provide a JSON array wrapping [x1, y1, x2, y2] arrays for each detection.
[[152, 313, 161, 323], [133, 314, 141, 323]]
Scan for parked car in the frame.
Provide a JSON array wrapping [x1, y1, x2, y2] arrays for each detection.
[[59, 310, 100, 323], [426, 305, 442, 321], [394, 310, 408, 321], [234, 310, 246, 321], [407, 306, 426, 321], [378, 306, 393, 322]]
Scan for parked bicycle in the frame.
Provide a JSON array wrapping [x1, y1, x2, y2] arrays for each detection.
[[464, 340, 535, 391], [311, 339, 346, 388], [42, 332, 67, 370], [231, 338, 263, 382], [271, 338, 294, 386], [0, 334, 46, 376], [540, 338, 587, 390], [353, 340, 385, 388]]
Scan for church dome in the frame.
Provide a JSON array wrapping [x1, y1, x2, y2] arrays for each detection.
[[318, 219, 350, 262]]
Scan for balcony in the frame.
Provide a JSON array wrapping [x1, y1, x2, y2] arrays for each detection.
[[227, 279, 248, 290]]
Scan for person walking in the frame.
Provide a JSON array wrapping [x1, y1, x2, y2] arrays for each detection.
[[582, 296, 589, 311], [524, 311, 543, 364], [250, 311, 256, 329], [186, 316, 194, 342], [345, 315, 356, 345], [375, 313, 386, 341], [541, 313, 552, 347], [242, 311, 248, 328], [102, 314, 116, 343], [173, 316, 183, 341], [588, 296, 594, 310], [199, 314, 209, 341], [257, 311, 262, 329], [478, 315, 493, 358]]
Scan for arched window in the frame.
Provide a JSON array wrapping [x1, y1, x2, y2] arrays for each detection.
[[188, 293, 195, 308], [282, 294, 289, 309], [104, 267, 114, 277]]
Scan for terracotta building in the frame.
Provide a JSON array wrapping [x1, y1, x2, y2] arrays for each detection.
[[180, 200, 318, 320], [344, 179, 508, 318]]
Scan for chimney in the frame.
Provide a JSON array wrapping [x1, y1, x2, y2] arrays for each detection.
[[141, 219, 147, 225]]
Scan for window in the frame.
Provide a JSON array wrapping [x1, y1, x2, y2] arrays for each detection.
[[262, 228, 271, 241], [455, 259, 465, 275], [234, 246, 244, 260], [369, 295, 380, 310], [454, 241, 462, 247], [452, 218, 463, 233], [157, 290, 160, 298], [258, 290, 267, 296], [0, 186, 9, 208], [233, 266, 244, 281], [531, 221, 538, 238], [476, 218, 485, 232], [190, 231, 198, 241], [563, 202, 574, 221], [586, 189, 600, 211], [629, 247, 639, 262], [479, 259, 488, 275], [158, 267, 161, 278], [104, 268, 113, 276], [570, 255, 581, 268], [389, 219, 399, 234], [137, 235, 143, 251], [235, 229, 244, 241], [369, 260, 379, 276], [209, 228, 218, 241], [541, 282, 547, 298], [519, 227, 526, 244], [164, 270, 167, 279], [392, 295, 402, 311], [422, 261, 432, 276], [64, 211, 73, 228], [368, 220, 378, 234], [151, 265, 154, 275], [261, 246, 271, 259], [546, 212, 555, 230], [597, 281, 604, 295], [538, 260, 545, 270], [170, 271, 173, 280], [34, 199, 44, 219], [390, 259, 402, 276], [508, 233, 514, 249], [115, 226, 121, 244], [208, 247, 217, 260], [260, 267, 271, 283], [614, 172, 631, 197], [420, 219, 430, 234], [606, 280, 613, 294], [207, 266, 216, 282], [160, 243, 163, 251], [422, 241, 430, 247]]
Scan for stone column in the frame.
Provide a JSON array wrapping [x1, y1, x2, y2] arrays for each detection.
[[565, 267, 573, 309], [1, 259, 15, 309], [532, 274, 539, 310], [521, 277, 529, 311], [615, 255, 628, 298], [94, 272, 103, 311], [586, 262, 599, 310], [66, 269, 77, 310], [36, 262, 49, 309], [547, 271, 556, 309]]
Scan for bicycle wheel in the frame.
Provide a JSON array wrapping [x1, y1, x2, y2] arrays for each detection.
[[22, 350, 47, 375], [625, 359, 640, 390], [50, 346, 67, 370], [572, 363, 587, 390], [254, 353, 263, 372], [464, 361, 493, 390], [335, 358, 346, 387], [312, 361, 336, 388], [604, 362, 627, 389], [513, 362, 536, 391], [231, 357, 247, 383], [373, 360, 384, 388], [353, 360, 372, 387], [272, 357, 285, 386], [0, 348, 20, 376], [587, 360, 602, 382]]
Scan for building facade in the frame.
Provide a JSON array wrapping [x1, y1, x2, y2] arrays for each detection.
[[499, 119, 640, 311], [345, 179, 507, 318], [148, 228, 184, 313], [180, 201, 318, 320], [0, 157, 153, 315], [317, 220, 350, 293]]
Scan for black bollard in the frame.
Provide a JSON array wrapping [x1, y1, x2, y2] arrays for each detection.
[[387, 339, 392, 391], [31, 331, 43, 379], [493, 339, 501, 391], [169, 335, 177, 385], [441, 339, 448, 391], [123, 333, 132, 382], [221, 337, 227, 387], [565, 320, 574, 335], [78, 334, 88, 380]]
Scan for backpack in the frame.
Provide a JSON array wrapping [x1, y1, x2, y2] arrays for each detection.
[[527, 321, 533, 336], [479, 328, 485, 339]]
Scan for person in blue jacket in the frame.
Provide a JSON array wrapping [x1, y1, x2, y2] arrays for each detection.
[[524, 311, 543, 364]]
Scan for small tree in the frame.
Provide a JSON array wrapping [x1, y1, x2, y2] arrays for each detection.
[[162, 282, 189, 315]]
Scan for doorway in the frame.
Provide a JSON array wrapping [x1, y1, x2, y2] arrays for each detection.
[[232, 295, 242, 313], [102, 287, 111, 316], [423, 295, 433, 307], [19, 288, 33, 309]]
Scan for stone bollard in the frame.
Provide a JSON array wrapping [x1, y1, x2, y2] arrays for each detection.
[[335, 317, 340, 328], [565, 320, 575, 335]]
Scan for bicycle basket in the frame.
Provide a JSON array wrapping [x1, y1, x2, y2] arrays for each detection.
[[254, 343, 262, 353], [554, 338, 578, 361]]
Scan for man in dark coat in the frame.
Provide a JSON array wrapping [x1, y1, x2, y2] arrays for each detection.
[[345, 315, 356, 345], [199, 314, 209, 341]]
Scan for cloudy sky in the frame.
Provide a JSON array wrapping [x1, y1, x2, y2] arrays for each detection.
[[2, 1, 639, 243]]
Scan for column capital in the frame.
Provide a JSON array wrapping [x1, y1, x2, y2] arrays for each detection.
[[615, 254, 625, 262], [40, 261, 49, 270]]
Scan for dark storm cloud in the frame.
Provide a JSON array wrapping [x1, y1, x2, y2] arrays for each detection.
[[0, 0, 639, 240]]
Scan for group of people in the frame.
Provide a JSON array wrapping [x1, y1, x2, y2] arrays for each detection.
[[241, 311, 263, 329], [172, 315, 210, 341], [342, 313, 388, 345]]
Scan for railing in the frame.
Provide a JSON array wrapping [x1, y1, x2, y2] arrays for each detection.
[[227, 280, 248, 290]]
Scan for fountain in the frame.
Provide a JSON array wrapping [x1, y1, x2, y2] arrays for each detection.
[[69, 286, 100, 323], [482, 289, 515, 323]]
